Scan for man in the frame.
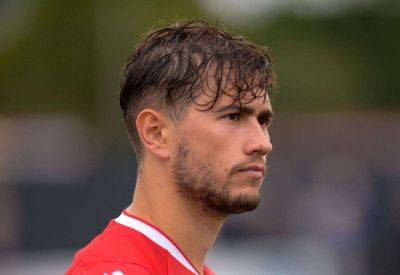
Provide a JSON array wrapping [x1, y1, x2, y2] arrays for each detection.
[[66, 19, 275, 275]]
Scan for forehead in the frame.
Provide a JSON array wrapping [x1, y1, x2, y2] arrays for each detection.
[[191, 62, 272, 112], [194, 86, 273, 114], [221, 89, 271, 109]]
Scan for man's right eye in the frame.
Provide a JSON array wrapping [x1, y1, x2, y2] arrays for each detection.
[[227, 113, 241, 121]]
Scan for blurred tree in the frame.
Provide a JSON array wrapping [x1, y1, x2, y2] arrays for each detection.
[[248, 8, 400, 112], [0, 1, 399, 119], [0, 0, 96, 115]]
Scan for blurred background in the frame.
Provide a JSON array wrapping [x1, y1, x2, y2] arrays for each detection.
[[0, 0, 399, 274]]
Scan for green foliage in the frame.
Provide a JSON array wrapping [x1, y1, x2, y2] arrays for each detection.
[[1, 1, 399, 117], [246, 9, 400, 112]]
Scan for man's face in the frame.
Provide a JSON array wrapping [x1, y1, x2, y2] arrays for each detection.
[[171, 88, 273, 216]]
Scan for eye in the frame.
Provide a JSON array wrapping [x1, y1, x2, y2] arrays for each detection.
[[227, 113, 241, 121], [257, 115, 272, 127]]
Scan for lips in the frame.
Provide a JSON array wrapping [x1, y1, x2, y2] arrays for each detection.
[[237, 164, 265, 177]]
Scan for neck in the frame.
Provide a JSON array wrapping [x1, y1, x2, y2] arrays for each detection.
[[126, 163, 225, 274]]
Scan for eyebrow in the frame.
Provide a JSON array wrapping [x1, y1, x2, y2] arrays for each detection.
[[214, 103, 274, 118]]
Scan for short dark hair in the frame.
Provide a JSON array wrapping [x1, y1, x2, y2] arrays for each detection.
[[120, 19, 275, 160]]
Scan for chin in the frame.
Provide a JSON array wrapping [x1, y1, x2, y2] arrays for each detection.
[[225, 187, 261, 213], [233, 178, 263, 194], [235, 171, 264, 188], [204, 184, 261, 215], [232, 187, 260, 201]]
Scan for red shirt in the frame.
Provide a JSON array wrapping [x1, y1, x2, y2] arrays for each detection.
[[66, 211, 214, 275]]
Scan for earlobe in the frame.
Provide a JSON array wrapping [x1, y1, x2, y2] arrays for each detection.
[[136, 109, 170, 160]]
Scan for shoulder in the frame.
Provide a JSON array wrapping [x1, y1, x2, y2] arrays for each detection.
[[65, 259, 151, 274], [66, 220, 167, 274]]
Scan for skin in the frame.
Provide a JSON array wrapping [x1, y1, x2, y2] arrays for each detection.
[[126, 88, 273, 274]]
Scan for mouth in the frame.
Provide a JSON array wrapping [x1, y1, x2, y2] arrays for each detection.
[[237, 164, 265, 179], [238, 170, 263, 179]]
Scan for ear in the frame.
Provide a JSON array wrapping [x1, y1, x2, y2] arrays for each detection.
[[136, 109, 171, 160]]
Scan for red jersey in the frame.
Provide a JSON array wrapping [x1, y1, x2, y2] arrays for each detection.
[[65, 211, 214, 275]]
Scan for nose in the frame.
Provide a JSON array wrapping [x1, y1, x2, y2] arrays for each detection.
[[243, 122, 273, 157]]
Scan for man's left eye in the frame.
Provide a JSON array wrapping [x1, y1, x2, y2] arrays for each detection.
[[257, 116, 271, 127], [258, 116, 267, 125]]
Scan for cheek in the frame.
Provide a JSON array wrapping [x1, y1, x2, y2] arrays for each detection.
[[184, 124, 226, 152], [187, 130, 236, 174]]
